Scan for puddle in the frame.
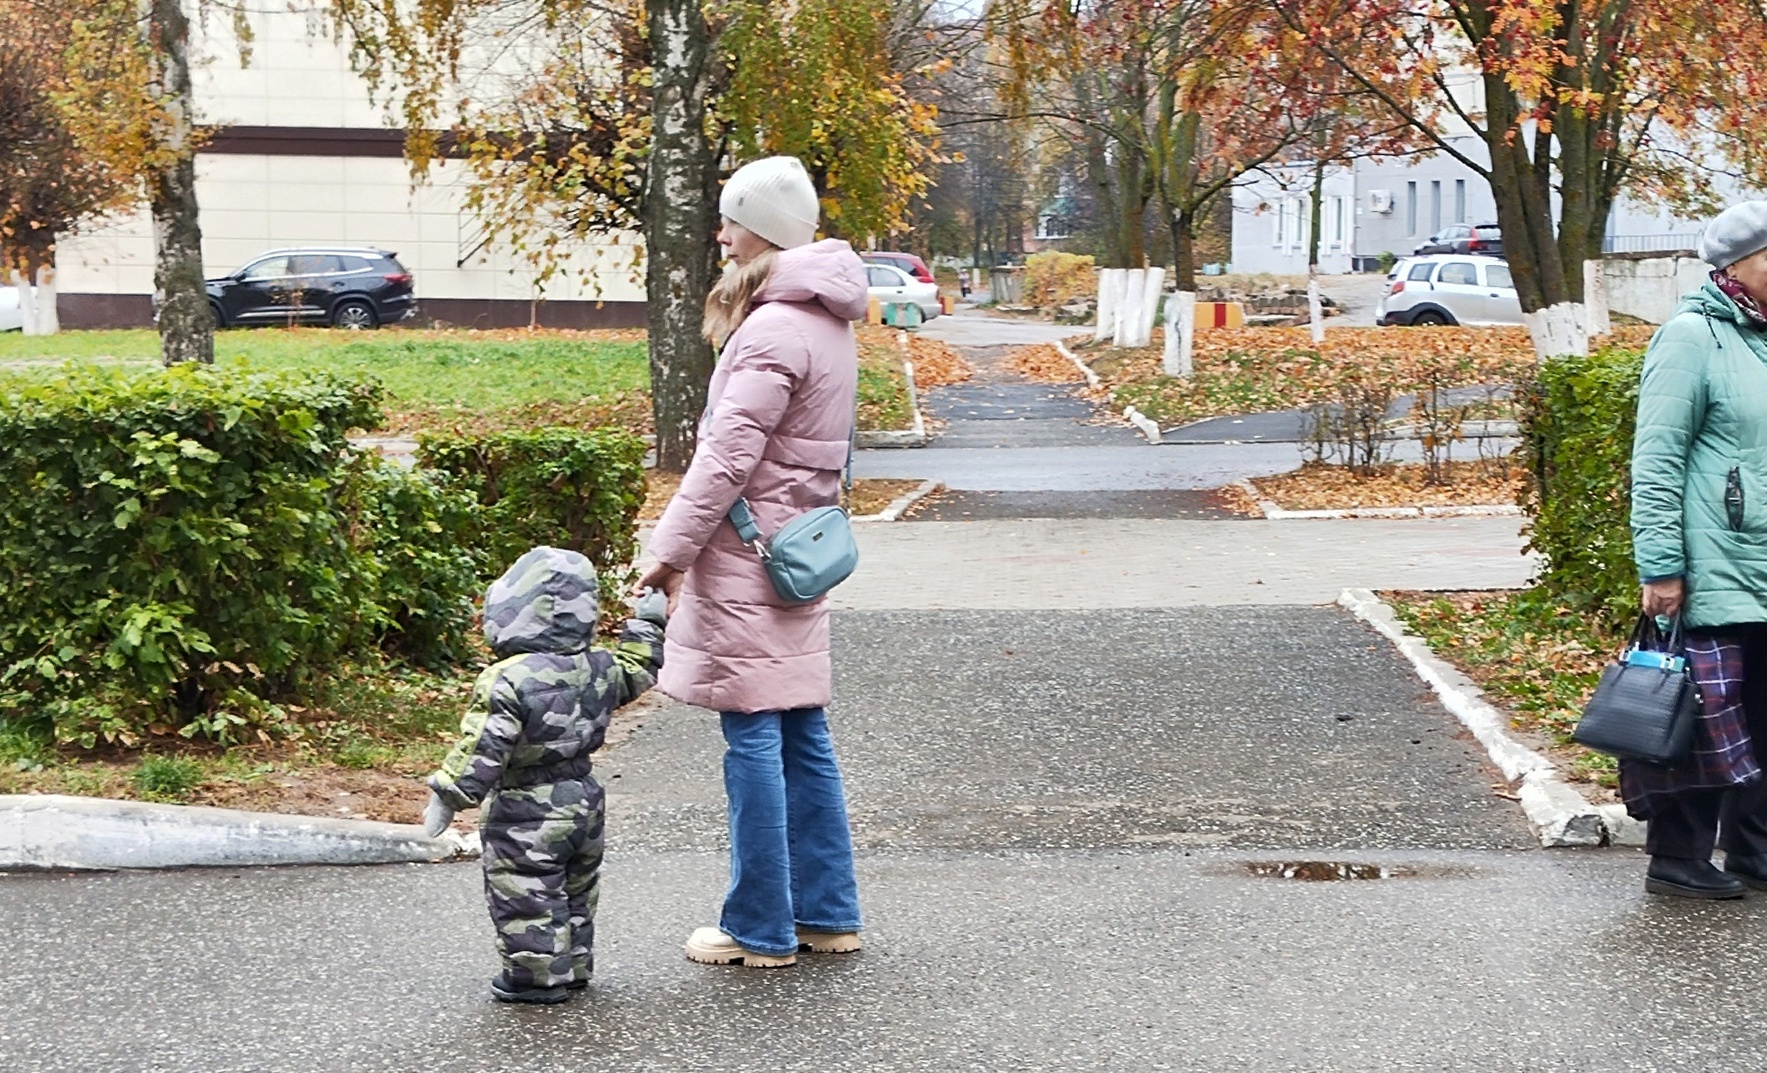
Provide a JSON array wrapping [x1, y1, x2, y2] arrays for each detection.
[[1243, 861, 1408, 881]]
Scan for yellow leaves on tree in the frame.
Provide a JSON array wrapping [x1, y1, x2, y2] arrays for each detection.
[[719, 0, 941, 242]]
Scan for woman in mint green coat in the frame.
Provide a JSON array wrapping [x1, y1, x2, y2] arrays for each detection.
[[1628, 201, 1767, 899]]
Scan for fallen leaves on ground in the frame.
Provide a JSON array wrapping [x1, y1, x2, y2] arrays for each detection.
[[1077, 324, 1654, 427], [640, 471, 921, 521], [1384, 589, 1622, 794], [384, 393, 653, 438], [847, 479, 925, 516], [1252, 460, 1525, 510], [1006, 344, 1085, 383], [906, 334, 974, 388]]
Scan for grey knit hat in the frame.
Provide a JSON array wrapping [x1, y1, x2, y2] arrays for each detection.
[[1699, 201, 1767, 269]]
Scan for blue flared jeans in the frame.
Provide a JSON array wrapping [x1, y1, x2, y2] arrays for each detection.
[[718, 707, 863, 956]]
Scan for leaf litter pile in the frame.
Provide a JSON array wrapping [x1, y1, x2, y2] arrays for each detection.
[[1072, 324, 1655, 428], [1006, 344, 1086, 383], [1249, 460, 1525, 511]]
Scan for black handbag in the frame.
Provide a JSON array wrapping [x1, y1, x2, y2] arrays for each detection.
[[1572, 614, 1701, 765]]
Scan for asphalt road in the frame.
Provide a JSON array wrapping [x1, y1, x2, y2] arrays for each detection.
[[3, 609, 1719, 1073]]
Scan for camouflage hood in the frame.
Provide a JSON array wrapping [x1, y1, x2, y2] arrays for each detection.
[[482, 546, 601, 657]]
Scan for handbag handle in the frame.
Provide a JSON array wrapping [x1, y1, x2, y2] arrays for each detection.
[[1631, 613, 1688, 655]]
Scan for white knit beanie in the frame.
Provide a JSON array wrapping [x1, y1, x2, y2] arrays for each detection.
[[720, 157, 820, 250]]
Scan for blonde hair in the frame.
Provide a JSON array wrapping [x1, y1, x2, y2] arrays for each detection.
[[702, 248, 779, 347]]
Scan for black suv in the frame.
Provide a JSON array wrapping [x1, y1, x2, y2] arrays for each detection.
[[1413, 223, 1504, 258], [207, 248, 416, 329]]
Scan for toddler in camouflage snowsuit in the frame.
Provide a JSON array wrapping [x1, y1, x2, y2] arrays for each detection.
[[422, 545, 665, 1004]]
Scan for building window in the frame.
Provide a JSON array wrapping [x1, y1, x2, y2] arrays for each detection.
[[1430, 180, 1442, 233], [1455, 180, 1467, 223], [1333, 197, 1347, 247], [1407, 181, 1418, 236]]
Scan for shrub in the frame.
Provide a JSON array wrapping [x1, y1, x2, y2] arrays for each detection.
[[338, 457, 482, 668], [1519, 347, 1645, 628], [416, 427, 648, 608], [0, 366, 383, 746], [1023, 252, 1097, 309], [0, 365, 485, 749]]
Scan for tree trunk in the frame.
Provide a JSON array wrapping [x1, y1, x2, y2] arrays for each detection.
[[32, 264, 58, 335], [1306, 160, 1326, 346], [1171, 214, 1197, 291], [148, 0, 212, 365], [644, 0, 719, 473]]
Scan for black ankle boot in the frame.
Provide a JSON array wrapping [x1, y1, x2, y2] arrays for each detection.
[[489, 972, 570, 1004], [1647, 856, 1747, 899], [1725, 853, 1767, 890]]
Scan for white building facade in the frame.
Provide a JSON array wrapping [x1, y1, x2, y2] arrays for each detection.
[[56, 9, 645, 329]]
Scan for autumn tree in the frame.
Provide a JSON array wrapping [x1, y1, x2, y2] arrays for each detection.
[[47, 0, 247, 362], [321, 0, 942, 470], [0, 0, 134, 334], [994, 0, 1322, 285], [1273, 0, 1767, 355]]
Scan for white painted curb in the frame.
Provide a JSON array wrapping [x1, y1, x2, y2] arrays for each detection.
[[1231, 479, 1520, 520], [1123, 406, 1162, 444], [853, 479, 943, 523], [1052, 341, 1103, 389], [1336, 589, 1617, 848], [0, 794, 479, 872], [1054, 339, 1159, 443]]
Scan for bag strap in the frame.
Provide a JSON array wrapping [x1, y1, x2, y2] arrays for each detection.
[[727, 352, 861, 542], [728, 497, 765, 547]]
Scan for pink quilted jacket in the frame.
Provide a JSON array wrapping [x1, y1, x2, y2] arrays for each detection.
[[647, 239, 867, 714]]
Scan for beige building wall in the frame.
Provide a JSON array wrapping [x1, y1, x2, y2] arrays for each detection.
[[55, 5, 645, 327]]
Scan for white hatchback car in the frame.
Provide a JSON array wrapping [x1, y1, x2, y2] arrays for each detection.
[[1377, 254, 1523, 327], [865, 262, 941, 320]]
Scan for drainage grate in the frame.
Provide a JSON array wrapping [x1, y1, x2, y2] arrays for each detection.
[[1244, 861, 1406, 881]]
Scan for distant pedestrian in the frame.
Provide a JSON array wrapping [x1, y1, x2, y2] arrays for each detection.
[[1628, 200, 1767, 899], [422, 547, 666, 1002], [637, 156, 866, 967]]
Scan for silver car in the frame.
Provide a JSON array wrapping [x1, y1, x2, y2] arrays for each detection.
[[1377, 254, 1522, 327], [865, 263, 941, 321]]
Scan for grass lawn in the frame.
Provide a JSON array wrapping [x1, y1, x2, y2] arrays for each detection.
[[0, 326, 923, 435], [0, 655, 475, 822], [1385, 589, 1621, 790]]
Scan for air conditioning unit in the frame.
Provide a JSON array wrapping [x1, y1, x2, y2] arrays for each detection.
[[1369, 189, 1394, 214]]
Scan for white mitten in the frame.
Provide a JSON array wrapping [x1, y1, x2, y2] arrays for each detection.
[[421, 791, 456, 838]]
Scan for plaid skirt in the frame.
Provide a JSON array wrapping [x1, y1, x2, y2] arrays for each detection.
[[1620, 631, 1764, 820]]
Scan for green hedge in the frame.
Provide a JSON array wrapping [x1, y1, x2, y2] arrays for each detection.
[[1519, 347, 1645, 628], [417, 427, 649, 611], [0, 366, 480, 747]]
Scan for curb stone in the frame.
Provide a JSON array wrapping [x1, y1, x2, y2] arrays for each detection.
[[1053, 340, 1159, 443], [1232, 479, 1521, 520], [853, 480, 942, 523], [0, 794, 480, 872], [1336, 589, 1631, 848]]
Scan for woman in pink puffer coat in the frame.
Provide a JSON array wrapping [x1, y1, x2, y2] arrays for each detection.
[[639, 157, 867, 968]]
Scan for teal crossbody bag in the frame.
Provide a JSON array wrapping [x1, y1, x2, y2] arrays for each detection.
[[726, 402, 860, 604]]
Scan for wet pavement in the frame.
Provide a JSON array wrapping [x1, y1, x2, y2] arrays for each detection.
[[0, 307, 1689, 1073], [904, 488, 1240, 521]]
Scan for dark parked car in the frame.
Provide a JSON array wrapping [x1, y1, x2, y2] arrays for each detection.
[[1413, 223, 1504, 257], [207, 248, 416, 329], [861, 250, 935, 284]]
